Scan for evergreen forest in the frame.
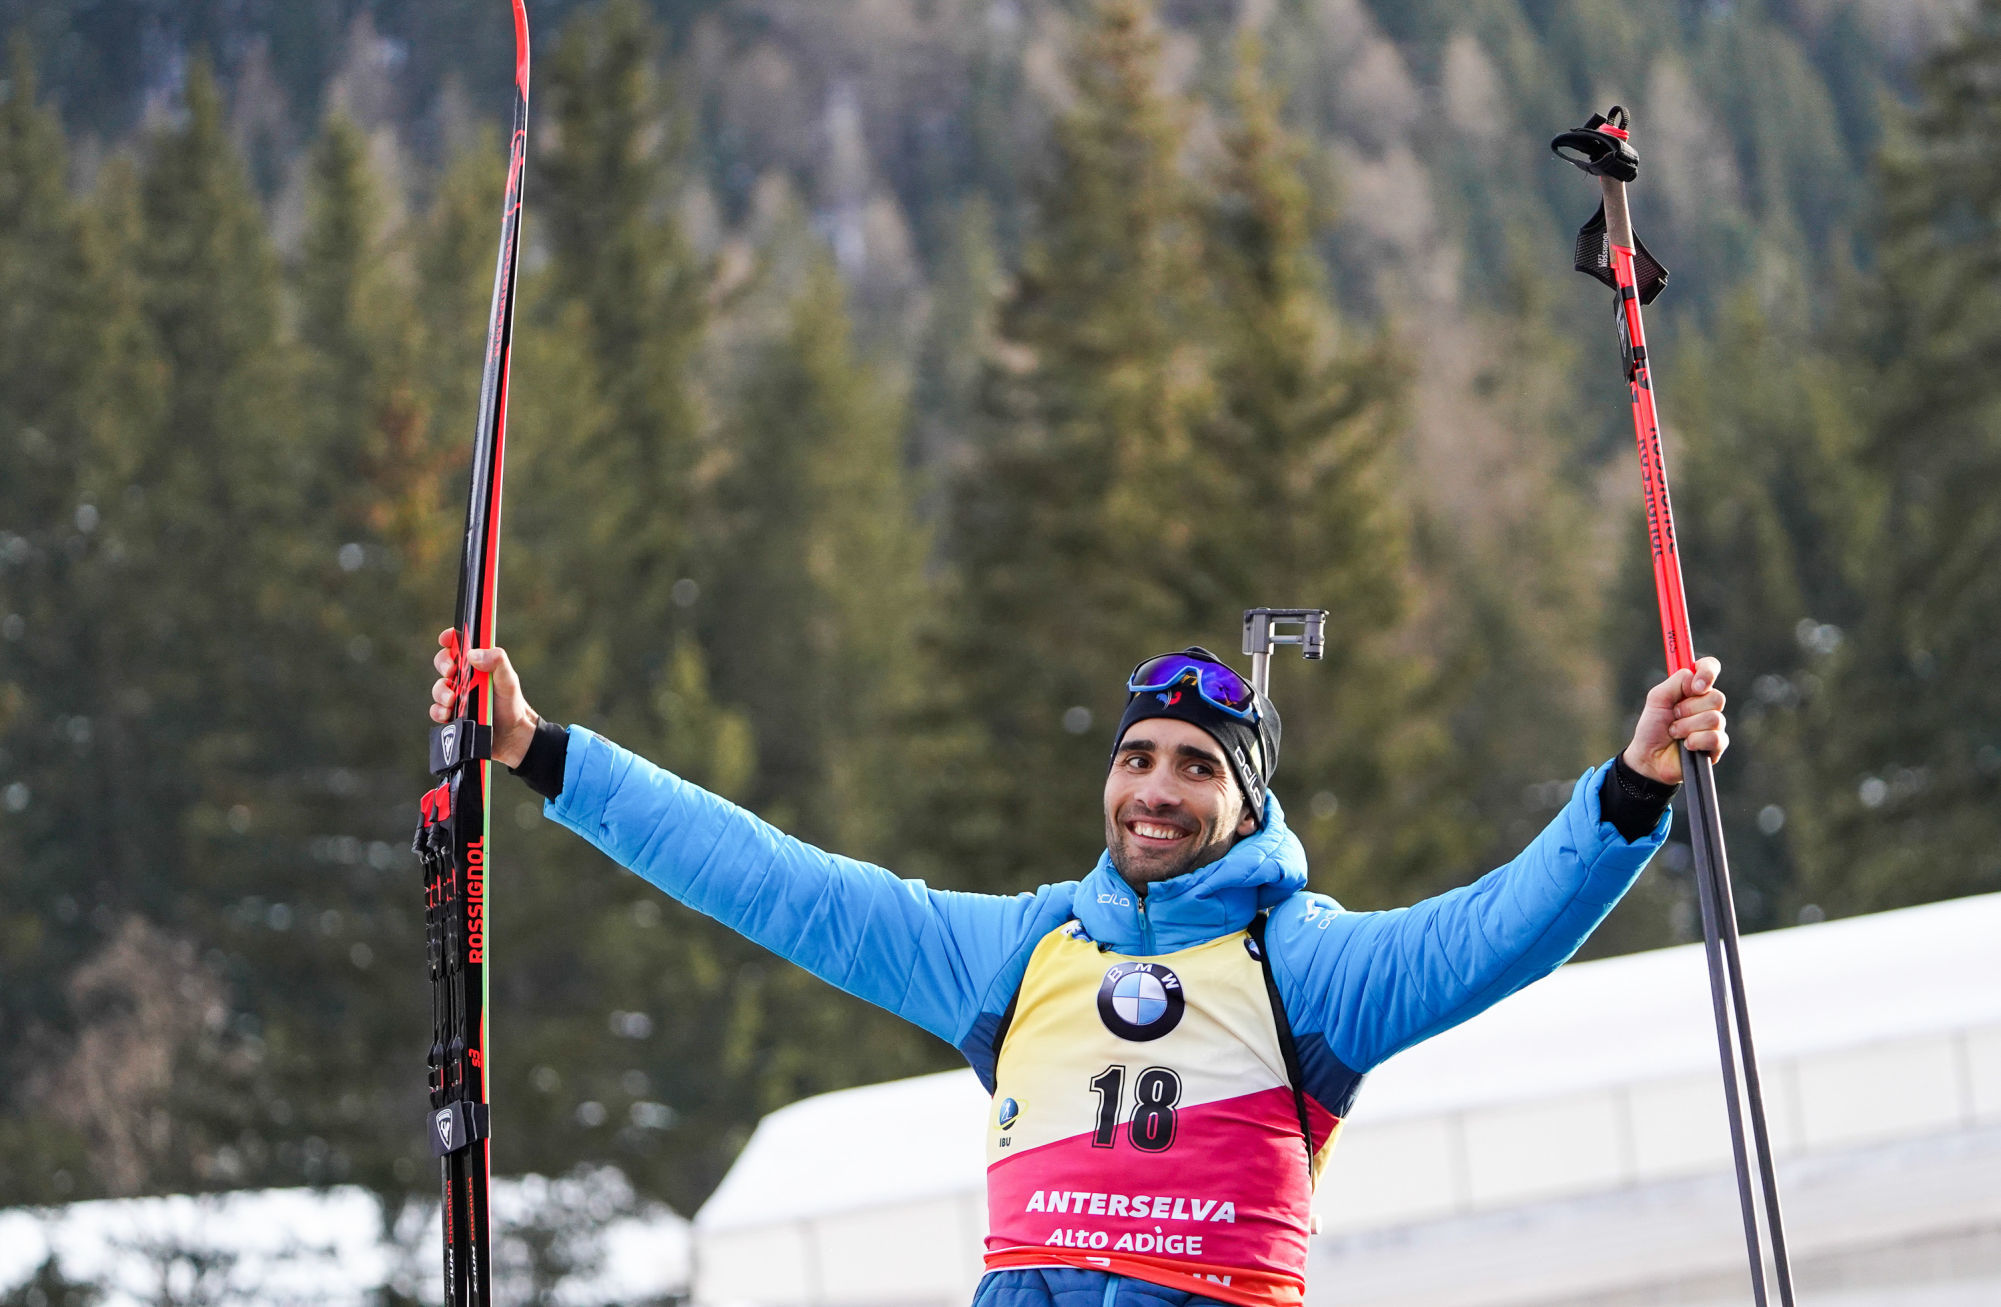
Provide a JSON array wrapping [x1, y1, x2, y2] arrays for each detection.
[[2, 0, 1999, 1291]]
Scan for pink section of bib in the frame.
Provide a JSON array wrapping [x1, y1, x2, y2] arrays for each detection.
[[985, 1085, 1313, 1306]]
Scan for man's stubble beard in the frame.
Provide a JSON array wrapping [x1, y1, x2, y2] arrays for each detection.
[[1106, 809, 1239, 891]]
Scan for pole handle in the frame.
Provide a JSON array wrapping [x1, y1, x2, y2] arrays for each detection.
[[1601, 176, 1635, 252]]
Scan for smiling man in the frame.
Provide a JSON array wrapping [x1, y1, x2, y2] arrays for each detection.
[[1107, 723, 1250, 874], [430, 637, 1725, 1307], [1101, 650, 1284, 896]]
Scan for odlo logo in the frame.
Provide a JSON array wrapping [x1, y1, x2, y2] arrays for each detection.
[[1096, 961, 1185, 1042]]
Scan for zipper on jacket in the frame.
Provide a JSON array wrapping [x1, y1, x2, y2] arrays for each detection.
[[1100, 1273, 1121, 1307], [1137, 900, 1155, 954]]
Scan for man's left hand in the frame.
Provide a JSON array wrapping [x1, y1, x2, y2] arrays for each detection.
[[1623, 655, 1728, 786]]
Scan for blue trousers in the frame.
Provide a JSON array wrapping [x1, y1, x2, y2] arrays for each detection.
[[974, 1268, 1237, 1307]]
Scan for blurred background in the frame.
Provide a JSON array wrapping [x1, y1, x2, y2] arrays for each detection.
[[1, 0, 1998, 1301]]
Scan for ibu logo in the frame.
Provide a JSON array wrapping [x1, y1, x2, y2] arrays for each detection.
[[1096, 961, 1185, 1042], [997, 1097, 1020, 1130]]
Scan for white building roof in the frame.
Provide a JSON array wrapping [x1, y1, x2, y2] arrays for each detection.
[[1360, 889, 2001, 1122], [698, 1059, 993, 1233]]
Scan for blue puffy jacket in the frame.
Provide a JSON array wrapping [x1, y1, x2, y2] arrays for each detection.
[[544, 726, 1667, 1306]]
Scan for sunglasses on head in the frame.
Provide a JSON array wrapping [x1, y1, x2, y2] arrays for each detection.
[[1126, 652, 1258, 721]]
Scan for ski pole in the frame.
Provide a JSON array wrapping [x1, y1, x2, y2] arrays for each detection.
[[1551, 107, 1797, 1307], [412, 4, 531, 1303]]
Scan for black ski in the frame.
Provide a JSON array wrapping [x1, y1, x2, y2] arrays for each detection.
[[412, 4, 530, 1304]]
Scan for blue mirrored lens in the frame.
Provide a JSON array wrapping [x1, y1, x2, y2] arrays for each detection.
[[1128, 655, 1255, 713]]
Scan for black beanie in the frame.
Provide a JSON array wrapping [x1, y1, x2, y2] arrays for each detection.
[[1110, 647, 1283, 826]]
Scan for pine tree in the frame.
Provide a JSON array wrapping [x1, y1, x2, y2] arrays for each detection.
[[1793, 1, 2001, 913], [295, 110, 452, 721], [125, 57, 325, 1194], [416, 130, 508, 462], [708, 255, 927, 855], [0, 53, 323, 1200], [909, 196, 1002, 477], [530, 0, 710, 745], [0, 40, 159, 1202], [1196, 38, 1448, 904], [298, 115, 435, 549], [941, 0, 1222, 886], [1690, 13, 1856, 255], [283, 108, 475, 1195]]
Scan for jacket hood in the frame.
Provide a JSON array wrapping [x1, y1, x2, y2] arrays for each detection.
[[1073, 793, 1307, 953]]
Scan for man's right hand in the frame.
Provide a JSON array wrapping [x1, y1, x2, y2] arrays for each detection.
[[430, 629, 540, 769]]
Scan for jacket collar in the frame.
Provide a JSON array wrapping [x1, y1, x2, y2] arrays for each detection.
[[1073, 794, 1306, 953]]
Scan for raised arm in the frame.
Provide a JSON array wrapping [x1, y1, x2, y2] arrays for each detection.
[[1270, 659, 1725, 1075], [426, 638, 1063, 1048], [1270, 758, 1666, 1075], [546, 726, 1061, 1045]]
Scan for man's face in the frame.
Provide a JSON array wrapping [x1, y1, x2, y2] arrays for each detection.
[[1104, 717, 1259, 892]]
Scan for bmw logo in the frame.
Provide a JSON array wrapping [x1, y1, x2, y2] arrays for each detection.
[[997, 1097, 1020, 1130], [1096, 962, 1185, 1041]]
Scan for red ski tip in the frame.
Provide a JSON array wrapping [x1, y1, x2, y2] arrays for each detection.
[[513, 0, 531, 94]]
